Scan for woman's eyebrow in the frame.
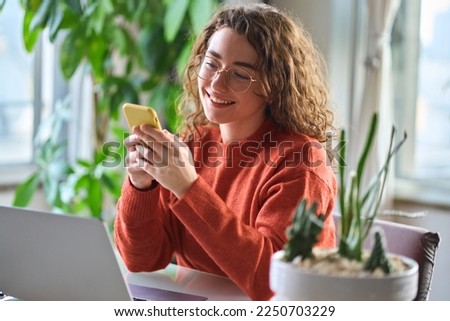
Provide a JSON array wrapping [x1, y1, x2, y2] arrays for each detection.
[[206, 50, 257, 70]]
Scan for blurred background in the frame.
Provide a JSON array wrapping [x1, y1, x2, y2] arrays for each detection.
[[0, 0, 449, 300]]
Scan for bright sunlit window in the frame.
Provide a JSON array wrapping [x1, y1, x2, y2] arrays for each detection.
[[0, 1, 35, 165], [392, 0, 450, 205], [415, 0, 450, 177], [0, 1, 61, 185]]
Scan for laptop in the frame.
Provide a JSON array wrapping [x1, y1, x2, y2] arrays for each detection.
[[0, 205, 207, 301]]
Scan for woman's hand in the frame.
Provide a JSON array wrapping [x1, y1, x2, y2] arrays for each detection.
[[127, 124, 198, 198], [124, 132, 156, 190]]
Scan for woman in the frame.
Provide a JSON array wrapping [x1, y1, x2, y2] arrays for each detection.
[[114, 3, 337, 300]]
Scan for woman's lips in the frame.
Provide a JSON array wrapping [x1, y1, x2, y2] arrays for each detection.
[[208, 92, 235, 107]]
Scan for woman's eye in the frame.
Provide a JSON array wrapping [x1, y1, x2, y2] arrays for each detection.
[[204, 60, 218, 70], [230, 69, 250, 80]]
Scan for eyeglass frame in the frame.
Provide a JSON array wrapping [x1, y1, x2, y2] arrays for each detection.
[[194, 54, 258, 94]]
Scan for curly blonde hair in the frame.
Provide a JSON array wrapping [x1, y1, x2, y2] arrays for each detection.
[[179, 3, 334, 142]]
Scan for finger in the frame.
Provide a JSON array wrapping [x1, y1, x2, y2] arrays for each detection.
[[134, 131, 173, 165], [124, 134, 147, 150], [125, 149, 143, 168], [132, 129, 163, 157], [170, 133, 189, 150], [136, 124, 174, 143], [136, 143, 166, 167]]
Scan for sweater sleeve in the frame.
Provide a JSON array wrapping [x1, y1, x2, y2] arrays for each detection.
[[114, 177, 175, 272], [169, 169, 336, 300]]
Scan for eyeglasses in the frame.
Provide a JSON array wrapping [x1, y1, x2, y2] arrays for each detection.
[[195, 55, 258, 94]]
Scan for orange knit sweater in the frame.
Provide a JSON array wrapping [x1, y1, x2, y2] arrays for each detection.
[[114, 117, 337, 300]]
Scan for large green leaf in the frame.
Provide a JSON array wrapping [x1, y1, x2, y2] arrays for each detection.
[[85, 0, 113, 35], [139, 25, 172, 74], [111, 27, 129, 56], [164, 0, 189, 42], [65, 0, 83, 15], [148, 82, 182, 132], [29, 0, 52, 30], [176, 38, 194, 79], [22, 9, 41, 52], [87, 34, 109, 80], [101, 171, 123, 200], [59, 28, 85, 78], [188, 0, 215, 34], [13, 172, 42, 207], [47, 1, 64, 41], [356, 113, 378, 189]]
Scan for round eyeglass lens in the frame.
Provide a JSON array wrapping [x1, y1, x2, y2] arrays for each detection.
[[194, 56, 254, 93]]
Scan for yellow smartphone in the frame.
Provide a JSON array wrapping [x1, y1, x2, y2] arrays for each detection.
[[122, 103, 162, 131]]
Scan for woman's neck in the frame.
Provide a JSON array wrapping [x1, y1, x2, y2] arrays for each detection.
[[219, 115, 266, 144]]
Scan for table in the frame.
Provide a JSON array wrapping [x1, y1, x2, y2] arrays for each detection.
[[126, 264, 250, 301]]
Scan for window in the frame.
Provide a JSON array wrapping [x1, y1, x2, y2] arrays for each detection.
[[0, 1, 36, 166], [392, 0, 450, 205], [0, 1, 62, 185]]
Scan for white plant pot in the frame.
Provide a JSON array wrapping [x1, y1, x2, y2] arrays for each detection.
[[270, 250, 419, 301]]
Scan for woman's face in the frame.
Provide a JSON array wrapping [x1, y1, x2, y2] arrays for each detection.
[[198, 27, 267, 136]]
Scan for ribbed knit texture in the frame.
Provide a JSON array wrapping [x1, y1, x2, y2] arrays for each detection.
[[114, 117, 337, 300]]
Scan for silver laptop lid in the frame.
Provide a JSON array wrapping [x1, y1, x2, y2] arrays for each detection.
[[0, 205, 132, 300]]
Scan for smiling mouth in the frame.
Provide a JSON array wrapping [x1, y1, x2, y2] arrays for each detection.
[[208, 92, 235, 106]]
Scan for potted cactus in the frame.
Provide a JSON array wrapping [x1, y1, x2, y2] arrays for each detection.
[[270, 112, 419, 300]]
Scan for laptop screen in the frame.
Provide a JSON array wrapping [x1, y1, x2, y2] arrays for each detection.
[[0, 205, 133, 300]]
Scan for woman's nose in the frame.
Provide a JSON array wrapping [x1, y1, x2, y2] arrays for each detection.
[[210, 70, 228, 92]]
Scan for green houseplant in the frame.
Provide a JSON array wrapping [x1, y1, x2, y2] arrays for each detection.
[[270, 112, 418, 300], [9, 0, 219, 218]]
